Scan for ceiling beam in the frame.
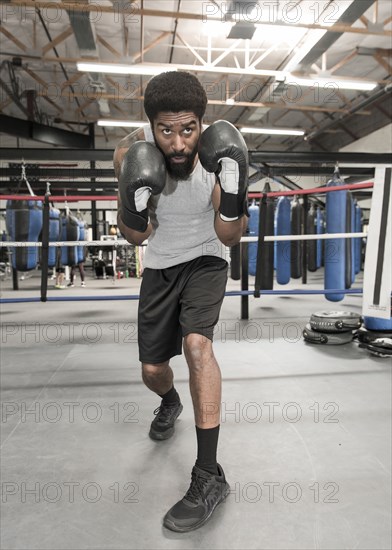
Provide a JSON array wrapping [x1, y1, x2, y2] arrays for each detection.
[[96, 34, 122, 59], [0, 114, 94, 147], [373, 53, 392, 73], [2, 1, 391, 37], [41, 26, 73, 56], [0, 24, 28, 51], [31, 88, 372, 115], [298, 0, 376, 68], [1, 51, 389, 88], [329, 49, 358, 74]]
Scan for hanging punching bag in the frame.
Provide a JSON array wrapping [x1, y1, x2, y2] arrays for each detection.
[[276, 196, 291, 284], [258, 183, 275, 289], [291, 196, 302, 279], [48, 207, 60, 268], [307, 203, 317, 272], [350, 195, 356, 285], [6, 200, 43, 271], [325, 167, 347, 302], [248, 200, 259, 276], [273, 210, 277, 271], [354, 202, 362, 274], [60, 214, 80, 266], [316, 207, 323, 269], [77, 220, 87, 263], [345, 192, 353, 289]]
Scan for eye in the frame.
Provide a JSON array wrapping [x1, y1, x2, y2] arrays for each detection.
[[183, 128, 193, 136], [162, 128, 172, 136]]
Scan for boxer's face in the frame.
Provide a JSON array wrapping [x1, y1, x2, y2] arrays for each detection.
[[152, 111, 202, 180]]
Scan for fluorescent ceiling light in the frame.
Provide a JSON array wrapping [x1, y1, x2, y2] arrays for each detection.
[[78, 62, 378, 92], [97, 120, 146, 127], [287, 75, 377, 91], [78, 61, 286, 79], [77, 62, 173, 75], [240, 127, 305, 136]]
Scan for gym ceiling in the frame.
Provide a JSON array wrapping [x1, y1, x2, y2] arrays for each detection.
[[0, 0, 391, 197]]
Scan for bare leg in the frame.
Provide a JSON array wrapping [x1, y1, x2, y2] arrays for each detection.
[[183, 333, 221, 428]]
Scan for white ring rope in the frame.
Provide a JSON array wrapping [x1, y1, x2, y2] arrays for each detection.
[[0, 232, 367, 247]]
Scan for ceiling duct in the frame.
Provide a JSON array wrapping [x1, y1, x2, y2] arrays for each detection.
[[66, 1, 110, 116], [298, 0, 375, 69]]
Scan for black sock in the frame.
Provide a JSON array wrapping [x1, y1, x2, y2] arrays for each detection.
[[159, 386, 180, 405], [195, 425, 220, 476]]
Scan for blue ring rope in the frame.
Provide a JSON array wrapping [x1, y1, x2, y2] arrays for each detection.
[[0, 288, 364, 304]]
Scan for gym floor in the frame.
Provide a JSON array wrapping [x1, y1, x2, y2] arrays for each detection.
[[1, 270, 391, 550]]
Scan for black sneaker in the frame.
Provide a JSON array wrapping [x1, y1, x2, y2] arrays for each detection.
[[149, 401, 183, 440], [163, 464, 230, 532]]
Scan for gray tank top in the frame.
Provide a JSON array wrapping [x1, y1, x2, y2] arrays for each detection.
[[142, 125, 227, 269]]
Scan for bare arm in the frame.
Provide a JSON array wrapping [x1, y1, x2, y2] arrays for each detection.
[[114, 128, 153, 245], [212, 182, 248, 247]]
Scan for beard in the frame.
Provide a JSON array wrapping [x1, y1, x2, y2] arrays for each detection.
[[165, 149, 198, 180], [154, 139, 198, 181]]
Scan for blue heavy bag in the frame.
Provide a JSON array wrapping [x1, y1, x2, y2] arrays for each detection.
[[273, 212, 277, 271], [316, 207, 323, 269], [259, 185, 275, 290], [6, 200, 43, 271], [354, 203, 362, 274], [48, 207, 61, 268], [307, 204, 317, 272], [350, 195, 356, 284], [364, 316, 392, 331], [60, 215, 79, 266], [290, 196, 302, 279], [248, 201, 259, 276], [345, 192, 353, 289], [77, 220, 87, 263], [276, 196, 291, 284], [325, 168, 347, 301]]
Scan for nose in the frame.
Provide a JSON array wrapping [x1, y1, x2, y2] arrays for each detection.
[[171, 134, 186, 154]]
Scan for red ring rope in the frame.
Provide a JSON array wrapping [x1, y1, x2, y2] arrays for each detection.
[[0, 181, 374, 202], [249, 181, 373, 199]]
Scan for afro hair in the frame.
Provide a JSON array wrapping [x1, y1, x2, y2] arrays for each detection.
[[144, 71, 207, 122]]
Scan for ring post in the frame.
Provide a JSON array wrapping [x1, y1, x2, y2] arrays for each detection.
[[241, 241, 249, 320], [40, 185, 51, 302]]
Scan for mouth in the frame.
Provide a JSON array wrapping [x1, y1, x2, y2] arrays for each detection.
[[170, 156, 187, 164]]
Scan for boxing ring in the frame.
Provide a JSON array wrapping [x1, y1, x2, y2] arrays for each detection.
[[0, 179, 387, 322], [1, 157, 391, 550]]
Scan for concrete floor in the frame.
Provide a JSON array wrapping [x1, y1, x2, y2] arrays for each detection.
[[0, 268, 391, 550]]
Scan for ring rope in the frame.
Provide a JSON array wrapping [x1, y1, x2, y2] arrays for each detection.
[[248, 181, 373, 198], [0, 232, 367, 248], [0, 288, 365, 304], [0, 181, 374, 203]]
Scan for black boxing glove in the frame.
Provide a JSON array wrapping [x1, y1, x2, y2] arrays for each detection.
[[118, 141, 166, 232], [198, 120, 249, 221]]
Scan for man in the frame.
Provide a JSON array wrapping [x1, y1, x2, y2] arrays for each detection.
[[114, 71, 248, 532]]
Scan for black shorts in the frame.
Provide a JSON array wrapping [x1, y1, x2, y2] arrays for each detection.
[[138, 256, 228, 364]]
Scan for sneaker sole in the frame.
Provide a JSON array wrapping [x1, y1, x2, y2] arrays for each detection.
[[149, 403, 183, 441], [163, 482, 230, 533]]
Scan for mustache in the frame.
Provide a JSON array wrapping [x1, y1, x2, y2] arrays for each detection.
[[166, 152, 191, 160]]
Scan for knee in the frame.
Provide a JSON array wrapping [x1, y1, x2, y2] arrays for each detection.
[[142, 361, 169, 382], [183, 333, 212, 366]]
